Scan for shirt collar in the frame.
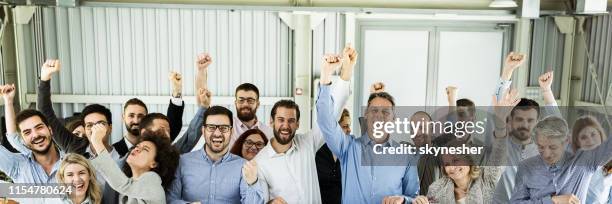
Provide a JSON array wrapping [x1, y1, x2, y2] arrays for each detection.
[[62, 196, 92, 204], [543, 151, 569, 170], [234, 115, 262, 130], [265, 139, 298, 158], [123, 136, 134, 150], [200, 148, 232, 164]]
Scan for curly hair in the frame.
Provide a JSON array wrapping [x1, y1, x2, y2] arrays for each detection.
[[121, 130, 179, 190]]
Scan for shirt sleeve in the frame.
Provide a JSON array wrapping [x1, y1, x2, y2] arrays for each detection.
[[5, 132, 31, 155], [38, 80, 89, 155], [401, 163, 420, 203], [173, 106, 207, 154], [315, 83, 352, 160], [510, 163, 554, 204], [0, 143, 21, 179], [240, 167, 265, 204], [167, 98, 185, 142], [166, 160, 190, 204]]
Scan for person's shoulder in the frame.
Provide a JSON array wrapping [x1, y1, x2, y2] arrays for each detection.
[[179, 150, 202, 162], [140, 171, 162, 184]]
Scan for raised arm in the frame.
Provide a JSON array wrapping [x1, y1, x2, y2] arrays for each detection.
[[195, 53, 212, 106], [537, 71, 562, 118], [173, 88, 211, 153], [483, 89, 518, 183], [0, 84, 30, 154], [496, 52, 526, 100], [167, 71, 185, 141], [316, 54, 351, 158], [38, 59, 88, 154]]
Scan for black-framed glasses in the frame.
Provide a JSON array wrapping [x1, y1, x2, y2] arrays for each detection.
[[85, 121, 108, 129], [204, 124, 232, 133], [243, 139, 265, 149]]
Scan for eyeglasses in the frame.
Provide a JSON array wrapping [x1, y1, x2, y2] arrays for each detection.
[[236, 98, 257, 105], [85, 121, 108, 129], [204, 124, 232, 133], [244, 139, 265, 149]]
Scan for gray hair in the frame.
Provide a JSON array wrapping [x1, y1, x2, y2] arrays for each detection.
[[533, 116, 569, 141]]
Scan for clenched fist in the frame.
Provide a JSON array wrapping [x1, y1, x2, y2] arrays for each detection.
[[196, 53, 213, 70], [41, 59, 61, 81]]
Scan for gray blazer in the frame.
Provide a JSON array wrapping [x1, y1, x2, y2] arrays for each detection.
[[92, 150, 165, 204], [427, 137, 507, 204]]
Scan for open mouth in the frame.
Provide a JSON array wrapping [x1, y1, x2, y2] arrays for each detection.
[[211, 137, 224, 145], [32, 137, 45, 145], [73, 183, 85, 191]]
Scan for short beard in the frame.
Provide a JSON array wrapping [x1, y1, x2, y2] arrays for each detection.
[[273, 128, 295, 145], [510, 128, 530, 141], [237, 107, 256, 122], [125, 124, 140, 136], [31, 140, 52, 155]]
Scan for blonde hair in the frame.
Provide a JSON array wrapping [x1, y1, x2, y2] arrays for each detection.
[[56, 153, 101, 204], [571, 115, 607, 152]]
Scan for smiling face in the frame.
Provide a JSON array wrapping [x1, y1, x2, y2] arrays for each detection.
[[235, 90, 259, 122], [62, 163, 90, 198], [18, 116, 54, 154], [241, 134, 266, 160], [366, 97, 394, 143], [271, 107, 299, 145], [441, 154, 471, 182], [576, 126, 603, 151], [203, 115, 233, 154], [123, 105, 147, 136], [126, 141, 158, 172]]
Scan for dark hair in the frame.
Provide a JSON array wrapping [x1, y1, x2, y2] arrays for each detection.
[[123, 98, 148, 113], [65, 116, 84, 132], [202, 106, 234, 127], [339, 108, 351, 123], [139, 113, 169, 130], [235, 83, 260, 99], [122, 130, 179, 190], [16, 109, 49, 130], [367, 92, 395, 107], [81, 104, 113, 125], [510, 98, 540, 118], [271, 100, 300, 121], [456, 98, 476, 114], [229, 128, 269, 157]]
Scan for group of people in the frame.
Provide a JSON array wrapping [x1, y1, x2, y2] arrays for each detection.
[[0, 44, 610, 204]]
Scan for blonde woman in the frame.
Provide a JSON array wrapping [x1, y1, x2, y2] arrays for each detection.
[[55, 153, 102, 204], [412, 89, 517, 204], [572, 116, 611, 204]]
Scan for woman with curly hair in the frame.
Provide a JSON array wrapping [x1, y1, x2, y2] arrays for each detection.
[[89, 125, 179, 204], [571, 115, 611, 204], [54, 153, 102, 204]]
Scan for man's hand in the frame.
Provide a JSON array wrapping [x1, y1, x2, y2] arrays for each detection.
[[382, 196, 404, 204], [0, 84, 16, 103], [492, 88, 520, 136], [501, 52, 526, 81], [412, 196, 429, 204], [90, 124, 108, 154], [538, 71, 554, 92], [242, 161, 258, 185], [40, 59, 61, 81], [169, 71, 183, 98], [340, 43, 358, 81], [197, 88, 212, 108], [196, 53, 212, 70], [446, 86, 458, 104], [370, 82, 385, 94], [551, 194, 580, 204], [267, 197, 288, 204], [320, 54, 342, 85]]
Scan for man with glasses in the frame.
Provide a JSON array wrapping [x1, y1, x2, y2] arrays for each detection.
[[167, 106, 264, 204], [231, 83, 274, 147]]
